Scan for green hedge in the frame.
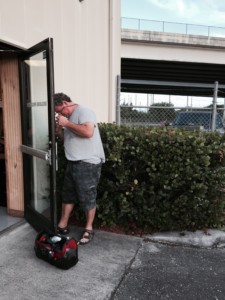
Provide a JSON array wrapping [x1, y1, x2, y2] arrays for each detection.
[[56, 124, 225, 232]]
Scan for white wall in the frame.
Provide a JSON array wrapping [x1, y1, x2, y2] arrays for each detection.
[[0, 0, 121, 122]]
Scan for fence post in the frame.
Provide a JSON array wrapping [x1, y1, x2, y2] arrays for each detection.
[[116, 75, 121, 125], [212, 81, 218, 132], [223, 99, 225, 123]]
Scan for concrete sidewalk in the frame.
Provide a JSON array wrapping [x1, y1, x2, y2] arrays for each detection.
[[1, 222, 225, 300], [0, 222, 142, 300]]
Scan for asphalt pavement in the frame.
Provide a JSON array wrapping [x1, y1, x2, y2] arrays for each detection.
[[1, 222, 225, 300], [112, 241, 225, 300]]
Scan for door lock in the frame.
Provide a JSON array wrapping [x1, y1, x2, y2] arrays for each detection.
[[46, 149, 52, 165]]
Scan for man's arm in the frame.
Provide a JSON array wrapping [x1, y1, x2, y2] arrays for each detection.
[[57, 114, 94, 138]]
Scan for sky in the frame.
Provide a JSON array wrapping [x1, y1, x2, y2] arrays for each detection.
[[121, 0, 225, 28], [120, 0, 225, 108]]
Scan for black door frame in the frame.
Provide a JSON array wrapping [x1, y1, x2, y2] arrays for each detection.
[[19, 38, 57, 233]]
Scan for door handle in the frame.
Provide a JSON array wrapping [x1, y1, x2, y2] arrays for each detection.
[[20, 145, 49, 161]]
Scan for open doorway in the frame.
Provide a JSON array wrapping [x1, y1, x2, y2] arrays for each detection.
[[0, 53, 25, 233], [0, 38, 57, 234], [0, 95, 22, 233]]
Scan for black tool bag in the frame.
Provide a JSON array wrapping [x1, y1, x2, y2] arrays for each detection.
[[34, 231, 78, 270]]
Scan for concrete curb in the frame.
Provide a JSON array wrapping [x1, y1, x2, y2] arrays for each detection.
[[144, 229, 225, 249]]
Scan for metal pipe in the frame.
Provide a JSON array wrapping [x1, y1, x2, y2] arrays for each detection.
[[116, 75, 121, 125], [212, 81, 218, 132]]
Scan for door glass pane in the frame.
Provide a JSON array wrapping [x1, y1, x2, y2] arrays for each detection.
[[24, 51, 50, 217], [25, 51, 48, 150], [30, 156, 50, 218]]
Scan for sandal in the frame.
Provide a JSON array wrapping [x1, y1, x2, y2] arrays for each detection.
[[57, 226, 70, 235], [78, 229, 94, 245]]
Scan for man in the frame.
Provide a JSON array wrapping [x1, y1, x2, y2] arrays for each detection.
[[54, 93, 105, 245]]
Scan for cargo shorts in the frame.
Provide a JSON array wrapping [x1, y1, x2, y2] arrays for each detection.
[[62, 161, 102, 212]]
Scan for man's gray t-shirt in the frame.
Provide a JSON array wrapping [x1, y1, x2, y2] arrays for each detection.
[[63, 105, 105, 164]]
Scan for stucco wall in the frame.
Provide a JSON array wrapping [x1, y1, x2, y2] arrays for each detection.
[[0, 0, 121, 122]]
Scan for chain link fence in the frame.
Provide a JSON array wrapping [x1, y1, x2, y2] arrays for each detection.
[[119, 93, 225, 133]]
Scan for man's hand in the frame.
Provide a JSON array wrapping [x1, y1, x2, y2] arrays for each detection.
[[57, 114, 69, 127]]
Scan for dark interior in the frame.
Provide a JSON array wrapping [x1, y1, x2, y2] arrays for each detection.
[[121, 58, 225, 97]]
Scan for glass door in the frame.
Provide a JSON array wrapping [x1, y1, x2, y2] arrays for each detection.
[[19, 38, 57, 233]]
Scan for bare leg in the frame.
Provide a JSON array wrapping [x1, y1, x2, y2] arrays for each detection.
[[58, 203, 74, 228], [79, 207, 96, 244], [85, 207, 96, 231]]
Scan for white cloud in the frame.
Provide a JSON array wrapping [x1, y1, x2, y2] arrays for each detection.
[[146, 0, 225, 26], [145, 0, 201, 21], [146, 0, 197, 13], [177, 1, 198, 18]]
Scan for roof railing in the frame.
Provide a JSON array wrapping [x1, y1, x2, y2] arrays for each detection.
[[121, 17, 225, 38]]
